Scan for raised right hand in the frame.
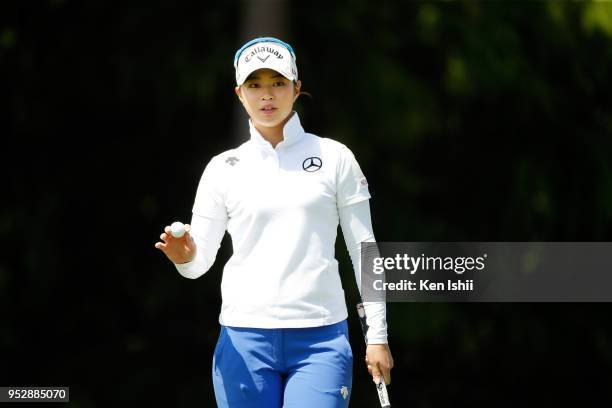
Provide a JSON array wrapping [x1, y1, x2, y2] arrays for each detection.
[[154, 224, 196, 264]]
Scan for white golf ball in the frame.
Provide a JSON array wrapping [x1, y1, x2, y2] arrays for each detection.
[[170, 221, 185, 238]]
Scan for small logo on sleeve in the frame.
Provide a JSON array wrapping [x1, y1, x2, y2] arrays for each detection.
[[359, 177, 368, 187]]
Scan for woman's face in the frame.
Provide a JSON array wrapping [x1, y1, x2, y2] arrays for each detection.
[[235, 68, 301, 130]]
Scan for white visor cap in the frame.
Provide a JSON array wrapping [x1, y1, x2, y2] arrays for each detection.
[[234, 39, 298, 86]]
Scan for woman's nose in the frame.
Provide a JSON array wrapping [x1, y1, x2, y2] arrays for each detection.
[[260, 84, 275, 100]]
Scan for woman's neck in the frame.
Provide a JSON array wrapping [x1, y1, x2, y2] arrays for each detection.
[[254, 112, 294, 149], [255, 124, 284, 149]]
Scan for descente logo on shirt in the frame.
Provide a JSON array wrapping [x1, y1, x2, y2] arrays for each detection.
[[244, 46, 284, 63], [225, 157, 239, 166]]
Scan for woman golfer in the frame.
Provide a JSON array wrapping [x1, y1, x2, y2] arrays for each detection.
[[155, 37, 393, 407]]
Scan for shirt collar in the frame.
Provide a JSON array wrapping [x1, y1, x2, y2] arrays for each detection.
[[248, 111, 305, 152]]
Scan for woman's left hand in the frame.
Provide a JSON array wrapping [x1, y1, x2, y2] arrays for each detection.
[[365, 343, 394, 385]]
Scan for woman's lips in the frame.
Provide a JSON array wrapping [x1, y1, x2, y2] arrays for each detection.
[[260, 106, 278, 115]]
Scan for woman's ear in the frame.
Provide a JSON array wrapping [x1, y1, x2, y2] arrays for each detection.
[[294, 80, 302, 101], [235, 86, 243, 103]]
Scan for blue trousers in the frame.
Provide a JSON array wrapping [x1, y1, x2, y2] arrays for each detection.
[[212, 319, 353, 407]]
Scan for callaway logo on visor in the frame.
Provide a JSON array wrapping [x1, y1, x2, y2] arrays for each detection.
[[243, 45, 284, 63]]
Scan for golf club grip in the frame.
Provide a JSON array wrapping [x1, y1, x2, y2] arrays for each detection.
[[356, 303, 391, 408], [375, 380, 391, 408]]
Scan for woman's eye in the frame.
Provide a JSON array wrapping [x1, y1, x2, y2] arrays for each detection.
[[274, 81, 286, 87], [248, 83, 260, 88]]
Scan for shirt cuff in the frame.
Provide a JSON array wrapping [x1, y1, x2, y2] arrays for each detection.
[[366, 336, 388, 344], [174, 250, 207, 279]]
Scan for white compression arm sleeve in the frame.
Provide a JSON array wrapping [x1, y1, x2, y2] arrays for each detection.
[[339, 200, 388, 344], [174, 213, 226, 279]]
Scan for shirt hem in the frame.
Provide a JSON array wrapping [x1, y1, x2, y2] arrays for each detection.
[[218, 310, 349, 329]]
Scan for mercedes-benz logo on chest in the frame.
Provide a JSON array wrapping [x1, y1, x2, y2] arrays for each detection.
[[302, 156, 322, 172]]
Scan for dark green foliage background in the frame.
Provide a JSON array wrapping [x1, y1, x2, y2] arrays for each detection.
[[2, 1, 612, 406]]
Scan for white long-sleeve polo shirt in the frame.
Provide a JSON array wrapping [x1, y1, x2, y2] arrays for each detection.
[[175, 112, 388, 343]]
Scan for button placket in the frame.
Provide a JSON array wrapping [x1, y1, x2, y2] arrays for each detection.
[[276, 151, 282, 174], [263, 147, 279, 174], [272, 148, 281, 174]]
